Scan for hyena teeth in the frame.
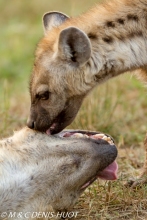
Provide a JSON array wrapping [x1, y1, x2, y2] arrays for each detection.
[[83, 134, 89, 138], [92, 134, 104, 138], [72, 133, 114, 145], [102, 135, 108, 141], [72, 133, 84, 138]]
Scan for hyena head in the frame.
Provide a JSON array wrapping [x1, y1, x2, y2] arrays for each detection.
[[28, 12, 93, 134]]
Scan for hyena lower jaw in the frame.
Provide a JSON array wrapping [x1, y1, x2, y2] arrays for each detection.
[[28, 0, 147, 134]]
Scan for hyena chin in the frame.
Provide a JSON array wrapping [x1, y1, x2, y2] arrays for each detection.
[[28, 0, 147, 185]]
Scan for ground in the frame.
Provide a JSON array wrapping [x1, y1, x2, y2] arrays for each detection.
[[0, 0, 147, 219]]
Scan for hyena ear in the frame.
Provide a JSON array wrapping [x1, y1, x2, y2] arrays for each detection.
[[58, 27, 91, 66], [43, 12, 69, 34]]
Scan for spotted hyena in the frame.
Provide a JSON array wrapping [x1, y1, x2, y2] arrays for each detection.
[[0, 128, 117, 219], [28, 0, 147, 186]]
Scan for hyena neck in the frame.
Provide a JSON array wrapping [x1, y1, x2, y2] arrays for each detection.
[[78, 0, 147, 83]]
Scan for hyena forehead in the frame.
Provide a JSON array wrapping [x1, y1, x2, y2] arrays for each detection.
[[31, 61, 65, 94]]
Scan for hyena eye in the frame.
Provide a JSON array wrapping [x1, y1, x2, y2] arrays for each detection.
[[36, 91, 50, 100]]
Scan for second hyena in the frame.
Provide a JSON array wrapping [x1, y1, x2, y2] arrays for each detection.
[[0, 128, 117, 219], [28, 0, 147, 185]]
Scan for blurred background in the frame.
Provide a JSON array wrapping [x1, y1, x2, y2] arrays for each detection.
[[1, 1, 147, 218]]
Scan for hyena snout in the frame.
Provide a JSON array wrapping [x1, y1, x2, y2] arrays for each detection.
[[27, 109, 36, 129], [27, 115, 51, 132], [27, 93, 85, 134], [27, 106, 52, 132], [27, 116, 35, 129]]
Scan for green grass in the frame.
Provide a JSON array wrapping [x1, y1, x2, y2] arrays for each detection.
[[0, 0, 147, 219]]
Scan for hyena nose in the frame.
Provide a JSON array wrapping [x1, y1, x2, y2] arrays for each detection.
[[27, 118, 35, 129]]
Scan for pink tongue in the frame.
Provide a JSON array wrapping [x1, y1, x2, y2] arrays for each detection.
[[46, 123, 57, 135], [97, 161, 118, 180], [46, 129, 51, 135]]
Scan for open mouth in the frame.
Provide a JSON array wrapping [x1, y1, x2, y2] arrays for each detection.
[[59, 130, 118, 190], [60, 130, 114, 145]]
